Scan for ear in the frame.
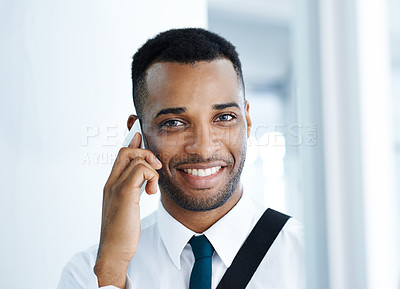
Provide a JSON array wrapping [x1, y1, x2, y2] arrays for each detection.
[[245, 101, 252, 138], [127, 114, 138, 130]]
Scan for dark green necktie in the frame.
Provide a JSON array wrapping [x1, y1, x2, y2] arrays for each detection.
[[189, 235, 214, 289]]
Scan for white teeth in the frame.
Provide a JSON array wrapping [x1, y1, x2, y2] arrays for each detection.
[[182, 166, 221, 177]]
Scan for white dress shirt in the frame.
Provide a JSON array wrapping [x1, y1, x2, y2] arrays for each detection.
[[58, 195, 305, 289]]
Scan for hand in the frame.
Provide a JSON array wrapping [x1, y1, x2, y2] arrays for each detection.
[[94, 128, 162, 288]]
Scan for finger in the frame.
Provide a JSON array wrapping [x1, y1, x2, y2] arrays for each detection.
[[106, 148, 162, 185], [145, 177, 159, 196], [118, 156, 156, 184], [119, 147, 161, 169], [103, 158, 154, 204], [128, 132, 142, 149], [125, 164, 159, 195]]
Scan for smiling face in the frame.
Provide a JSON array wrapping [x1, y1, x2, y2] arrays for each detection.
[[139, 58, 251, 212]]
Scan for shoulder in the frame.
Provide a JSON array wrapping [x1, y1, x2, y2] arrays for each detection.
[[64, 244, 98, 271], [63, 211, 159, 267], [249, 199, 304, 247], [249, 198, 303, 236], [63, 211, 158, 264], [58, 244, 98, 288], [59, 212, 159, 287], [140, 210, 158, 230], [281, 217, 304, 247], [136, 210, 160, 251]]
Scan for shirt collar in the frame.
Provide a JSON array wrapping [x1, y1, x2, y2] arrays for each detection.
[[157, 195, 254, 270], [203, 196, 253, 267], [157, 201, 195, 270]]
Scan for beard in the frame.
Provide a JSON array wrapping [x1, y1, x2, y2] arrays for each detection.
[[157, 144, 247, 212]]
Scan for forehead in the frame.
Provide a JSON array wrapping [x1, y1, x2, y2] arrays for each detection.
[[143, 59, 244, 120]]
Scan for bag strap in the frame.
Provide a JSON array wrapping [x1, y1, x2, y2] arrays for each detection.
[[216, 208, 291, 289]]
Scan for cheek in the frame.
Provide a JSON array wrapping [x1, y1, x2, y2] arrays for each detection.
[[218, 125, 247, 148], [147, 135, 184, 164], [221, 127, 248, 162]]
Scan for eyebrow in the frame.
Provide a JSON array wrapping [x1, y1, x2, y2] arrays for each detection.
[[213, 102, 240, 110], [154, 107, 186, 118], [153, 102, 240, 119]]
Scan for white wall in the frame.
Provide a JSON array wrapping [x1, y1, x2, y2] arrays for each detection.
[[0, 1, 206, 288]]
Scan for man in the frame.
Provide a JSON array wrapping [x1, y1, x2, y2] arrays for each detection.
[[58, 28, 304, 289]]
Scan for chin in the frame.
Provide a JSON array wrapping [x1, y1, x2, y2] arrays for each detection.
[[160, 175, 241, 212]]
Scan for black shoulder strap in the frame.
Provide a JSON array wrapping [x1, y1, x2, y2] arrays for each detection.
[[216, 208, 291, 289]]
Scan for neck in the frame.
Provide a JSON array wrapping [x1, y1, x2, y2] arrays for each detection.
[[160, 185, 243, 233]]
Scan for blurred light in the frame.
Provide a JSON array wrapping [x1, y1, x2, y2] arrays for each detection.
[[257, 132, 287, 211], [259, 132, 286, 161], [246, 136, 259, 165]]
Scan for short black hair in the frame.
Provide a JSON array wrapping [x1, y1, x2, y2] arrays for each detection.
[[131, 28, 245, 119]]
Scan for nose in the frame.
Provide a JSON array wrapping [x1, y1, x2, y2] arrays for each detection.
[[184, 124, 220, 160]]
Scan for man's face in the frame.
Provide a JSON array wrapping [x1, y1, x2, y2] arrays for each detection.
[[141, 59, 251, 212]]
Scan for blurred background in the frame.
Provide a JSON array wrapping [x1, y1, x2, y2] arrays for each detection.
[[0, 0, 399, 288]]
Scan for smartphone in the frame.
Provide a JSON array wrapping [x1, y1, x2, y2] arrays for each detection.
[[122, 120, 146, 195], [122, 120, 146, 149]]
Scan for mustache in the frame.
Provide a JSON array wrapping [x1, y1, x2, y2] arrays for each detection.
[[160, 153, 234, 168]]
